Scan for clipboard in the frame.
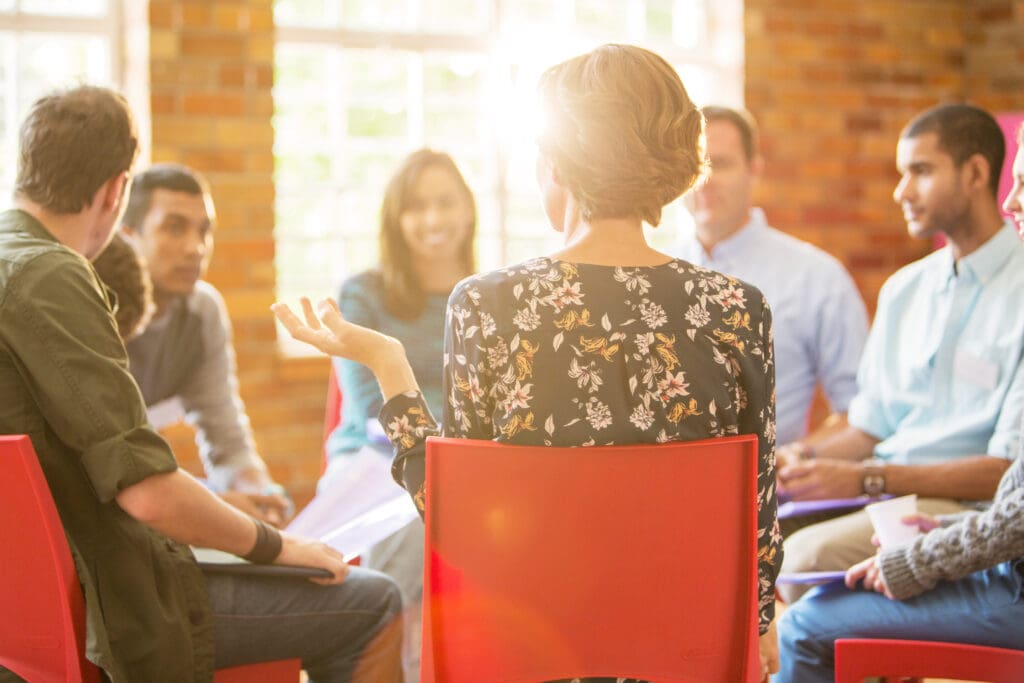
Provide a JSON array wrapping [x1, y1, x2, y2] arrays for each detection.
[[191, 546, 333, 579], [775, 570, 846, 585]]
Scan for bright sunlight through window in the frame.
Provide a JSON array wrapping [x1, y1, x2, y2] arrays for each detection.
[[273, 0, 744, 306], [0, 0, 119, 201]]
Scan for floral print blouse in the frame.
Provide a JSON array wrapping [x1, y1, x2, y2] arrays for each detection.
[[380, 256, 781, 632]]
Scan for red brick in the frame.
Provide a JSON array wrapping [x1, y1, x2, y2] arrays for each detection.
[[181, 1, 210, 27], [149, 1, 176, 28], [181, 150, 246, 173], [182, 93, 245, 116], [150, 91, 176, 115], [181, 34, 245, 59]]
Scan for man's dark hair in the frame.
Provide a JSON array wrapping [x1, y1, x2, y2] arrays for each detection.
[[121, 163, 212, 230], [15, 85, 138, 213], [702, 105, 759, 162], [902, 103, 1005, 198]]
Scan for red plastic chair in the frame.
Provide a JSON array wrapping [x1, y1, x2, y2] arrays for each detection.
[[322, 363, 343, 475], [421, 434, 762, 683], [0, 434, 300, 682], [834, 638, 1024, 683]]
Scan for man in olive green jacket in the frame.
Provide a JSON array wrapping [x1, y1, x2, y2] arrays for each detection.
[[0, 86, 401, 682]]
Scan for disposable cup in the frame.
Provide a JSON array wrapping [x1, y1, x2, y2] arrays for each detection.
[[865, 494, 920, 547]]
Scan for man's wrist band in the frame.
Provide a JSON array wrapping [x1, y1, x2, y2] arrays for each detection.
[[243, 518, 282, 564]]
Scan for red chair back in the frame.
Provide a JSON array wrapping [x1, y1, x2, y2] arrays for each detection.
[[0, 434, 97, 683], [422, 434, 761, 683], [0, 434, 300, 682], [835, 638, 1024, 683], [322, 363, 343, 475]]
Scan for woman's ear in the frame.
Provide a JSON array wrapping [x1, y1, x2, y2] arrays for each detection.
[[535, 153, 564, 188]]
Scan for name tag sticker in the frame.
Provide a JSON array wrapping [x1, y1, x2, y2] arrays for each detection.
[[954, 350, 999, 391]]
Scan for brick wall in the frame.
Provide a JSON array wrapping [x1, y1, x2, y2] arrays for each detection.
[[145, 0, 328, 507], [142, 1, 1024, 506], [745, 0, 968, 312], [964, 0, 1024, 113], [745, 0, 1024, 314]]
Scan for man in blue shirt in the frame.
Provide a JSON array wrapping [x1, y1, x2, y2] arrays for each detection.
[[673, 106, 868, 447], [777, 103, 1024, 602]]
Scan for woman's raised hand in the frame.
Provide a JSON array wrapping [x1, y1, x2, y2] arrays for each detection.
[[272, 297, 419, 400], [272, 297, 400, 367]]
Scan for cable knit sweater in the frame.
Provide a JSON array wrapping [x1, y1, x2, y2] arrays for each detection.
[[879, 456, 1024, 599]]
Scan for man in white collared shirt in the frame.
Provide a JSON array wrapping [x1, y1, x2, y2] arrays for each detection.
[[776, 103, 1024, 602], [673, 106, 869, 447]]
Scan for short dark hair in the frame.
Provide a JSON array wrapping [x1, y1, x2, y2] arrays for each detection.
[[902, 103, 1005, 198], [379, 149, 477, 320], [15, 85, 138, 213], [92, 230, 154, 340], [121, 163, 213, 231], [702, 106, 759, 162]]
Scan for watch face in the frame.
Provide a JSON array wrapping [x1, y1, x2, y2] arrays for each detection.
[[863, 473, 885, 496]]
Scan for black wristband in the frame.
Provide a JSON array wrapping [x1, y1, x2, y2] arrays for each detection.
[[243, 518, 282, 564]]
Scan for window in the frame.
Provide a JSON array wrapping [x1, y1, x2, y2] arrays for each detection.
[[0, 1, 121, 199], [273, 0, 744, 305]]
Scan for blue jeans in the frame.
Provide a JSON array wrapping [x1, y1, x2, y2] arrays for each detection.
[[205, 566, 404, 683], [775, 561, 1024, 683]]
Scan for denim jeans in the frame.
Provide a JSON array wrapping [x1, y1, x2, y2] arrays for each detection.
[[205, 565, 404, 683], [774, 560, 1024, 683]]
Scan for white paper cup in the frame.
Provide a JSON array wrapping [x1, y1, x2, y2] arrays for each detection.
[[865, 494, 920, 547]]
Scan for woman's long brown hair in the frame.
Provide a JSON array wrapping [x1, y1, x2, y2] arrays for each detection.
[[379, 149, 477, 319]]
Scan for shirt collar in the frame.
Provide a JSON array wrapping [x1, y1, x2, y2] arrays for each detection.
[[0, 208, 60, 244], [948, 221, 1019, 287], [701, 207, 768, 262]]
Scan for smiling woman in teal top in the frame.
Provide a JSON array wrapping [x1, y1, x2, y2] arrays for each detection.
[[325, 149, 477, 460], [320, 149, 477, 682]]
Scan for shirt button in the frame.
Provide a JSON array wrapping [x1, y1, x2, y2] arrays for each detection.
[[189, 610, 204, 625]]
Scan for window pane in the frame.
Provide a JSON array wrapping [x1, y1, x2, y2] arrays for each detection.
[[341, 0, 408, 31], [422, 53, 486, 147], [0, 31, 112, 197], [274, 0, 335, 27], [646, 0, 674, 42], [421, 0, 486, 32], [501, 0, 562, 31], [343, 49, 407, 97], [672, 0, 707, 49], [575, 0, 630, 41], [19, 33, 112, 113], [20, 0, 106, 16]]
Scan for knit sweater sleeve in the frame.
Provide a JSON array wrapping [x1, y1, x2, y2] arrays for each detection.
[[879, 461, 1024, 599]]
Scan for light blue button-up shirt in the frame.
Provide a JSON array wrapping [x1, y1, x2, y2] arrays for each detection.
[[849, 222, 1024, 464], [671, 208, 869, 445]]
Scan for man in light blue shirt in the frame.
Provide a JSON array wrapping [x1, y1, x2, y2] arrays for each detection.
[[673, 106, 868, 446], [777, 103, 1024, 601]]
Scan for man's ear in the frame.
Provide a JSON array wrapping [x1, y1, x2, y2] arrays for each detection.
[[962, 152, 992, 196], [750, 154, 766, 179], [100, 171, 129, 213]]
